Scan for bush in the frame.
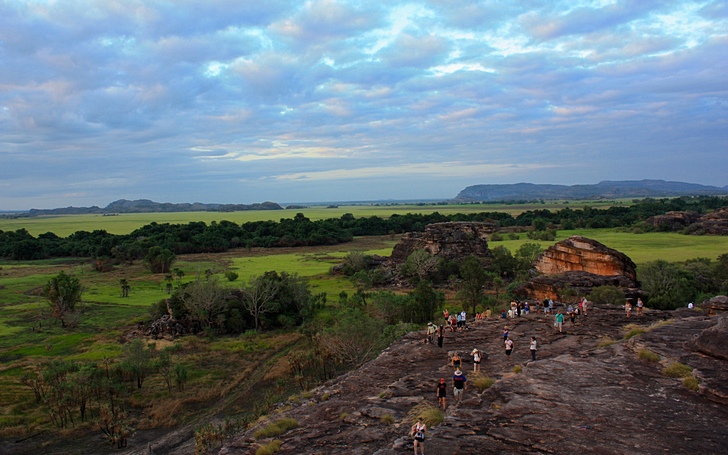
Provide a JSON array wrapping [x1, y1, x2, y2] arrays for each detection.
[[663, 362, 693, 378], [380, 414, 395, 425], [512, 365, 522, 374], [638, 349, 660, 363], [588, 285, 625, 306], [256, 440, 283, 455]]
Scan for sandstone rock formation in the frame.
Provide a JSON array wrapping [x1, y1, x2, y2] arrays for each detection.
[[518, 236, 640, 301], [209, 307, 728, 455], [647, 207, 728, 235], [389, 222, 496, 264], [701, 295, 728, 315]]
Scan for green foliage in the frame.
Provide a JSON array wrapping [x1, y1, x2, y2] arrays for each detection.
[[43, 271, 84, 328], [225, 271, 239, 282], [639, 260, 694, 310], [120, 338, 154, 389], [457, 255, 489, 316], [144, 246, 176, 273], [588, 285, 625, 305]]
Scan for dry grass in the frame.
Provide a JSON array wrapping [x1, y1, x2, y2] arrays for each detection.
[[471, 374, 495, 390], [406, 402, 444, 428], [637, 349, 660, 363], [254, 418, 299, 439], [255, 439, 283, 455], [663, 362, 693, 378], [597, 336, 617, 348], [682, 376, 699, 392]]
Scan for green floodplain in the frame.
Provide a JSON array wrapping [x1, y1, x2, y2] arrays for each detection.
[[1, 201, 727, 449]]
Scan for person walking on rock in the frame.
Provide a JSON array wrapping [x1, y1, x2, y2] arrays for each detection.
[[503, 327, 509, 342], [453, 369, 467, 403], [436, 377, 447, 410], [625, 300, 633, 318], [471, 348, 482, 372], [504, 337, 514, 358], [530, 337, 537, 361], [411, 417, 426, 455], [636, 298, 644, 317], [451, 352, 462, 370], [554, 310, 564, 333], [437, 325, 444, 348]]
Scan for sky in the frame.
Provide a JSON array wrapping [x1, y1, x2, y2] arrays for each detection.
[[1, 0, 727, 210]]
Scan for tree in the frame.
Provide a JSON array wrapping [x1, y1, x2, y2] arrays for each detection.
[[120, 339, 153, 389], [638, 260, 694, 310], [239, 275, 281, 331], [119, 279, 130, 298], [515, 242, 544, 265], [458, 255, 489, 316], [43, 271, 84, 328], [144, 246, 175, 273], [180, 279, 230, 331], [588, 285, 625, 305], [400, 249, 441, 283]]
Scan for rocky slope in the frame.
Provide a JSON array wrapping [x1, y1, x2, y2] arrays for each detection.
[[206, 307, 728, 455]]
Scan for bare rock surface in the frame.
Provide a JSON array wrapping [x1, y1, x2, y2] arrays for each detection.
[[211, 307, 728, 455]]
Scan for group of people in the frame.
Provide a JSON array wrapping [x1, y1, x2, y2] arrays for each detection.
[[625, 298, 645, 317]]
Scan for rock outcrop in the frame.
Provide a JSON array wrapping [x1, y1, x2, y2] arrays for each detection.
[[648, 207, 728, 235], [534, 235, 637, 281], [389, 222, 496, 264], [210, 308, 728, 455], [518, 236, 640, 301], [701, 295, 728, 315]]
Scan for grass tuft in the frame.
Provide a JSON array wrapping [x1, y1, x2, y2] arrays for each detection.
[[637, 349, 660, 363], [380, 414, 395, 425], [254, 418, 299, 439], [662, 362, 693, 378], [255, 439, 283, 455], [407, 402, 444, 428], [597, 336, 617, 348], [471, 374, 495, 390], [512, 365, 522, 374], [623, 324, 646, 340], [682, 376, 699, 392]]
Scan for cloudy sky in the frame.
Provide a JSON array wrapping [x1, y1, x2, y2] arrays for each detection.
[[1, 0, 727, 210]]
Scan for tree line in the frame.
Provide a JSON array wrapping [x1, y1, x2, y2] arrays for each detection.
[[2, 196, 726, 261]]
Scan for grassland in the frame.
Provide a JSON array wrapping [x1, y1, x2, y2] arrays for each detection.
[[0, 200, 628, 236], [1, 204, 726, 451]]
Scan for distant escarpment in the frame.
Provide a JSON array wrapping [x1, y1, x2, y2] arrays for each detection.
[[455, 179, 728, 201], [28, 199, 283, 215]]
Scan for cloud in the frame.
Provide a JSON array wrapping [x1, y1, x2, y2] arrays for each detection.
[[0, 0, 725, 210]]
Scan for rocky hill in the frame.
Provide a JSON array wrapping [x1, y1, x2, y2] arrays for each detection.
[[455, 180, 728, 202], [201, 306, 728, 455]]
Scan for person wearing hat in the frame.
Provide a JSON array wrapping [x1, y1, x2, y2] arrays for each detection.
[[426, 322, 436, 344], [471, 348, 482, 372], [452, 369, 467, 403], [436, 377, 447, 410]]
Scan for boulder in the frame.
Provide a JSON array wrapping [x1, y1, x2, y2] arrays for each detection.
[[701, 295, 728, 315], [645, 210, 701, 230], [517, 270, 641, 302], [389, 222, 496, 264], [693, 316, 728, 360], [534, 235, 637, 281]]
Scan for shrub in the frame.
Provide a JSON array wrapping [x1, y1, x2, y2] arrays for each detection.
[[256, 440, 283, 455], [588, 285, 624, 306], [638, 349, 660, 363], [682, 376, 699, 392], [380, 414, 395, 425], [471, 374, 495, 391], [339, 412, 349, 421], [663, 362, 693, 378], [512, 365, 522, 374]]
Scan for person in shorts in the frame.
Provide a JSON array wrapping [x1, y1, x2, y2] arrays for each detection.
[[453, 369, 467, 403], [436, 377, 447, 410], [505, 337, 514, 357], [411, 417, 426, 455]]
